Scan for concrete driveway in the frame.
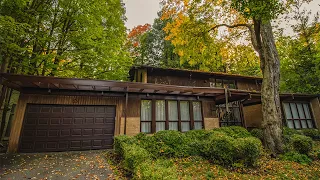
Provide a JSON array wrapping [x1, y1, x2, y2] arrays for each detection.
[[0, 150, 115, 180]]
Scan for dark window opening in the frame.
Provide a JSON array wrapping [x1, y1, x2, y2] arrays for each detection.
[[283, 102, 314, 129]]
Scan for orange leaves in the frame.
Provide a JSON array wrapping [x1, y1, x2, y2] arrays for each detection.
[[128, 24, 151, 39]]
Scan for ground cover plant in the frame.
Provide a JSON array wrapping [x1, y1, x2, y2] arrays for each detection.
[[106, 127, 320, 179]]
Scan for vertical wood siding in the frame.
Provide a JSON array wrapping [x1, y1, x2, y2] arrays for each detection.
[[8, 93, 124, 153]]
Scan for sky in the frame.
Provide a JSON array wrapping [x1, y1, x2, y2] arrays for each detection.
[[123, 0, 320, 31]]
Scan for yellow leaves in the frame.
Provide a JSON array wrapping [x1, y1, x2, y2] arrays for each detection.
[[177, 50, 184, 56]]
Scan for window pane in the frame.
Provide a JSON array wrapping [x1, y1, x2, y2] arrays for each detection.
[[232, 108, 241, 122], [301, 120, 308, 128], [194, 122, 202, 130], [181, 122, 190, 132], [294, 120, 301, 129], [169, 122, 178, 130], [307, 120, 313, 128], [168, 101, 178, 121], [141, 100, 152, 121], [193, 102, 202, 121], [229, 81, 236, 89], [141, 122, 151, 133], [156, 122, 165, 132], [284, 103, 292, 119], [303, 104, 311, 119], [287, 120, 294, 129], [290, 103, 299, 119], [297, 104, 306, 119], [156, 100, 165, 121], [180, 101, 190, 121], [215, 79, 222, 87]]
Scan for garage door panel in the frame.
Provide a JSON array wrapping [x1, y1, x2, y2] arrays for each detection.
[[19, 104, 116, 152]]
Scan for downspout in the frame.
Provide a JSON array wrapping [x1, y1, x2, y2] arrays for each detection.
[[124, 91, 128, 135]]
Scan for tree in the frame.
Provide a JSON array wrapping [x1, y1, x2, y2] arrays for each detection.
[[277, 1, 320, 94], [161, 0, 306, 154], [0, 0, 131, 80], [0, 0, 131, 143], [126, 13, 181, 68]]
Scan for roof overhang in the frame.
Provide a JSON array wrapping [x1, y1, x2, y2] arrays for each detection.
[[1, 73, 317, 105]]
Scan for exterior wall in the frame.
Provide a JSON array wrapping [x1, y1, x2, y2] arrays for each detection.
[[243, 104, 262, 129], [147, 74, 261, 91], [237, 80, 261, 91], [204, 118, 220, 129], [8, 94, 124, 153], [120, 97, 141, 135], [311, 97, 320, 130], [148, 75, 211, 87]]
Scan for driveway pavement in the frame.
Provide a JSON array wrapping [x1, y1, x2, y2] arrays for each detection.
[[0, 150, 115, 180]]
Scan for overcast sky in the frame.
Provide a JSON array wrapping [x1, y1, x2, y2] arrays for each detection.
[[123, 0, 320, 31]]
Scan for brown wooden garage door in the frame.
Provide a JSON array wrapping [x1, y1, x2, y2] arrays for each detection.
[[19, 104, 116, 152]]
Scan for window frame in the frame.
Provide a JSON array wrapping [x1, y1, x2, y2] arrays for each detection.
[[282, 101, 315, 129], [140, 100, 153, 133], [140, 99, 204, 133]]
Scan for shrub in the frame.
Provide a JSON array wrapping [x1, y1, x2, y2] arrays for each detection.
[[234, 137, 263, 166], [114, 135, 137, 157], [134, 159, 178, 180], [250, 128, 263, 141], [122, 143, 152, 172], [184, 129, 211, 140], [213, 126, 251, 138], [288, 134, 313, 155], [283, 127, 302, 136], [153, 130, 191, 157], [280, 152, 312, 165], [204, 134, 236, 166], [301, 129, 320, 140]]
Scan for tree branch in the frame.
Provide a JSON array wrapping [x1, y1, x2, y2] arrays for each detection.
[[208, 23, 252, 32]]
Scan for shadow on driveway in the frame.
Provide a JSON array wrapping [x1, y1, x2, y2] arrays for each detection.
[[0, 150, 114, 179]]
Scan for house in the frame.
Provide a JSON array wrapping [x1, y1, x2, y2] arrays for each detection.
[[1, 66, 319, 153]]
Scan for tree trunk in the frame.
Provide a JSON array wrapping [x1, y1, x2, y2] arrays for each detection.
[[257, 21, 283, 154]]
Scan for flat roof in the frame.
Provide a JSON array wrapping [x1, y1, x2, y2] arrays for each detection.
[[0, 73, 317, 105]]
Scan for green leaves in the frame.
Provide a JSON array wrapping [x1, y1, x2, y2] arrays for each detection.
[[0, 0, 131, 80]]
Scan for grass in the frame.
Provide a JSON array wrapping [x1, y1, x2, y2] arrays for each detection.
[[104, 141, 320, 179]]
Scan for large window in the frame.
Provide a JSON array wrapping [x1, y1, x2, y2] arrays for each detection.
[[140, 100, 203, 133], [283, 102, 314, 129]]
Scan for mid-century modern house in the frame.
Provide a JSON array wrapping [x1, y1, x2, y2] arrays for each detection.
[[1, 66, 319, 153]]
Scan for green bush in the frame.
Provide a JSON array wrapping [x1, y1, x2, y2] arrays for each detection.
[[283, 127, 302, 136], [212, 126, 252, 138], [114, 135, 137, 157], [234, 137, 262, 166], [280, 152, 312, 165], [134, 159, 178, 180], [153, 130, 191, 157], [250, 128, 263, 141], [204, 134, 236, 166], [301, 129, 320, 140], [123, 143, 152, 172], [288, 134, 313, 155], [184, 129, 211, 140]]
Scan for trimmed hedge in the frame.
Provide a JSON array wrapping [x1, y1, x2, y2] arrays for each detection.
[[250, 128, 263, 141], [287, 134, 313, 155], [115, 127, 262, 169], [301, 129, 320, 140], [212, 126, 252, 138]]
